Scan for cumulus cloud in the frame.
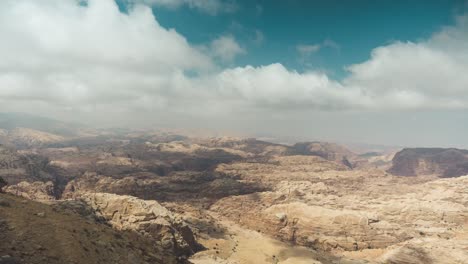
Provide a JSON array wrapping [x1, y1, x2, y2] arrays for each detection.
[[211, 64, 347, 108], [210, 35, 245, 62], [1, 0, 468, 129], [344, 16, 468, 109], [0, 0, 212, 112]]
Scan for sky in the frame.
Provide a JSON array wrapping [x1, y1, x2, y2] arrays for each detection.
[[1, 0, 468, 147]]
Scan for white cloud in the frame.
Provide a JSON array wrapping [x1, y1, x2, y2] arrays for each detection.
[[323, 39, 340, 50], [127, 0, 237, 15], [0, 0, 212, 110], [210, 35, 245, 62], [297, 39, 340, 58], [1, 0, 468, 129], [253, 30, 264, 46], [296, 44, 321, 57], [344, 17, 468, 109], [210, 63, 365, 110]]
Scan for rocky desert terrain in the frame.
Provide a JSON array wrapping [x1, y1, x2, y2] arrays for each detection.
[[0, 115, 467, 264]]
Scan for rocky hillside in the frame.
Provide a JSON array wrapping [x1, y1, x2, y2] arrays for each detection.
[[2, 124, 467, 264], [0, 193, 187, 264], [388, 148, 468, 177], [289, 142, 361, 168], [7, 128, 65, 148], [61, 171, 264, 204], [0, 145, 55, 187], [67, 192, 204, 258], [210, 159, 468, 263]]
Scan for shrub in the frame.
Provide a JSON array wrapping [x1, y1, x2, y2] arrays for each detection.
[[0, 177, 7, 192]]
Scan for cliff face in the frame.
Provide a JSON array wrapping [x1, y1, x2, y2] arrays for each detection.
[[388, 148, 468, 177]]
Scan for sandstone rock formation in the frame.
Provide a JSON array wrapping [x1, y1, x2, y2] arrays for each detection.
[[1, 126, 467, 264], [4, 181, 56, 200], [211, 156, 468, 263], [62, 171, 264, 203], [191, 137, 290, 157], [0, 193, 185, 264], [388, 147, 468, 177], [69, 192, 203, 259], [289, 142, 360, 168], [215, 155, 349, 188], [0, 145, 54, 185]]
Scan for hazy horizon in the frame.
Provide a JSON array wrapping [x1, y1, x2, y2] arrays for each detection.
[[0, 111, 465, 151]]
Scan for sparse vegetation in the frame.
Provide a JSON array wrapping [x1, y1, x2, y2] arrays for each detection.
[[0, 176, 7, 192]]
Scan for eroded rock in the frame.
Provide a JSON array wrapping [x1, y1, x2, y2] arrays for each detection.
[[4, 181, 55, 201], [74, 192, 203, 258], [388, 148, 468, 177]]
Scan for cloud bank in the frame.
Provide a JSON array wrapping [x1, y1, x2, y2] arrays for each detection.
[[1, 0, 468, 128]]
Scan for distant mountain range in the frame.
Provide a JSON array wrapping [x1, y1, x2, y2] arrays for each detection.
[[0, 112, 83, 136]]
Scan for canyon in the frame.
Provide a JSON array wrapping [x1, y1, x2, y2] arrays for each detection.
[[0, 117, 467, 264]]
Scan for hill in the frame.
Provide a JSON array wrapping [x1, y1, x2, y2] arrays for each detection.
[[388, 148, 468, 177], [0, 193, 186, 264]]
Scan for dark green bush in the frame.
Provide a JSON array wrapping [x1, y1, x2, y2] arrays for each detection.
[[0, 176, 7, 192]]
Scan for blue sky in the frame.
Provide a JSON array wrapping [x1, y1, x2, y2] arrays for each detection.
[[135, 0, 467, 78]]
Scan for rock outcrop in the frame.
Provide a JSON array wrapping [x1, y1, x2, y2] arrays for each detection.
[[191, 137, 290, 157], [70, 192, 203, 259], [4, 181, 56, 200], [388, 148, 468, 177], [215, 155, 349, 188], [289, 142, 360, 168], [62, 171, 264, 203], [0, 145, 54, 185], [377, 237, 468, 264], [211, 155, 468, 263]]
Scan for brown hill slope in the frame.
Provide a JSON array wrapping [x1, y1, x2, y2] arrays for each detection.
[[289, 141, 360, 168], [8, 128, 65, 148], [0, 193, 186, 264], [0, 145, 54, 186]]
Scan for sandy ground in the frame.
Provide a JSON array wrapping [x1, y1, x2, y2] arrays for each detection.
[[189, 212, 358, 264]]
